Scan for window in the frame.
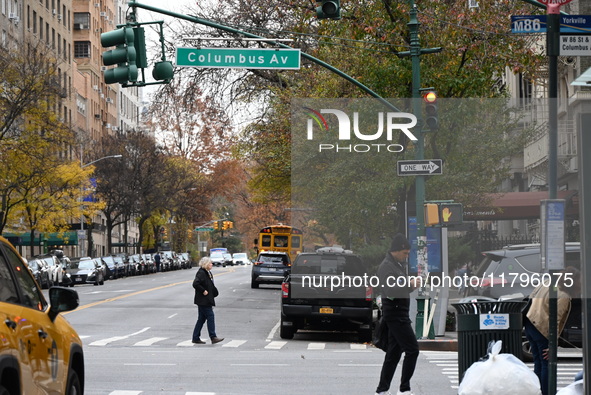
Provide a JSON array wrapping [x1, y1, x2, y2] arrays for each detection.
[[74, 41, 90, 58], [2, 244, 46, 310], [261, 235, 271, 247], [73, 12, 89, 29], [0, 251, 18, 304]]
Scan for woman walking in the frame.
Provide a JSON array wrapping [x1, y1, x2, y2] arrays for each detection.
[[192, 257, 224, 344]]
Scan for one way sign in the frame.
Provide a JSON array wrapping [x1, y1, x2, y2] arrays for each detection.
[[397, 159, 443, 176]]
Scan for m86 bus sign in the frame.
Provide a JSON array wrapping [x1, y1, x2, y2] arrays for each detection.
[[511, 15, 591, 34]]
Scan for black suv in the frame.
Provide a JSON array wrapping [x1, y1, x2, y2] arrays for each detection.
[[251, 251, 291, 288], [280, 248, 374, 342]]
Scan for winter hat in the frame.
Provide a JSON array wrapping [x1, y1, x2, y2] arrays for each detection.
[[390, 233, 411, 252]]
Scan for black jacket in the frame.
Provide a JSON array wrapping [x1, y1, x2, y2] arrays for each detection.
[[193, 268, 219, 306], [377, 253, 414, 318]]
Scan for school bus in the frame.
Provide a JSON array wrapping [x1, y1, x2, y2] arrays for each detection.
[[256, 224, 303, 262]]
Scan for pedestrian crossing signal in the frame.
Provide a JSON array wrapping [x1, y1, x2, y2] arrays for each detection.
[[424, 203, 463, 226]]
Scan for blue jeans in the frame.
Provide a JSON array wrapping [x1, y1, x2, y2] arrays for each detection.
[[192, 305, 217, 341], [525, 318, 549, 395], [376, 317, 420, 393]]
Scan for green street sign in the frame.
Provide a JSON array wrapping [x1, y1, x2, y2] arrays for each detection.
[[176, 47, 301, 70], [195, 227, 215, 232]]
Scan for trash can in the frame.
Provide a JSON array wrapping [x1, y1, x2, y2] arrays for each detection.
[[452, 300, 527, 381]]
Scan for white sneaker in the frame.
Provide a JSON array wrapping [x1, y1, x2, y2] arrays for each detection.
[[375, 392, 391, 395], [397, 391, 414, 395]]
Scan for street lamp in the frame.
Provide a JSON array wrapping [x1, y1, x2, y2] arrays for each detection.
[[79, 154, 123, 256]]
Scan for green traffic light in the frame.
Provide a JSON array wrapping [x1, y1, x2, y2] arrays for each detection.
[[316, 0, 341, 19], [152, 61, 174, 82]]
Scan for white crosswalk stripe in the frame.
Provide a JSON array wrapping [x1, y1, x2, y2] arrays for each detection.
[[222, 339, 247, 348], [83, 333, 373, 351], [264, 340, 287, 349], [423, 351, 582, 392], [133, 337, 168, 346]]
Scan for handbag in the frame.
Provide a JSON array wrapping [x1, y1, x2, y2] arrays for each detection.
[[373, 317, 389, 351]]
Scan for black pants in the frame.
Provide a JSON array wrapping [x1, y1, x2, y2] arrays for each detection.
[[376, 317, 419, 393]]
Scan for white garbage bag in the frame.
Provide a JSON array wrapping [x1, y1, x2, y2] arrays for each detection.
[[458, 340, 541, 395], [556, 380, 583, 395]]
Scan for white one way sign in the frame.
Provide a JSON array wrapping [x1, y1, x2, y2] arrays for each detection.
[[397, 159, 443, 176]]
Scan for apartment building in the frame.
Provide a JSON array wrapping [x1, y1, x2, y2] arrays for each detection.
[[2, 0, 142, 257]]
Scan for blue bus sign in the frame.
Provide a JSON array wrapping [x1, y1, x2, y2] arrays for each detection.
[[511, 15, 591, 34]]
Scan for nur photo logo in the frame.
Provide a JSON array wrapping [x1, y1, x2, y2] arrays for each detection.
[[302, 106, 418, 153]]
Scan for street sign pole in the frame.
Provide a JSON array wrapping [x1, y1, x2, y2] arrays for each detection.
[[538, 1, 575, 393]]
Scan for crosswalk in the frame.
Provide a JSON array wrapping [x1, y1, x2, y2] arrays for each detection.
[[80, 331, 372, 351], [424, 350, 583, 392]]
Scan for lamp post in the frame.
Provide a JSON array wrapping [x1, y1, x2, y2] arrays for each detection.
[[79, 154, 123, 256]]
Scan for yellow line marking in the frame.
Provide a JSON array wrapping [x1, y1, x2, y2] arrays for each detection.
[[64, 268, 235, 315]]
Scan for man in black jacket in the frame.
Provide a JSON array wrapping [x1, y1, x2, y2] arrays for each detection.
[[192, 257, 224, 344], [375, 233, 420, 395]]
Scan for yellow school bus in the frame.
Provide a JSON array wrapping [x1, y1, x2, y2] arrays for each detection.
[[256, 224, 303, 262]]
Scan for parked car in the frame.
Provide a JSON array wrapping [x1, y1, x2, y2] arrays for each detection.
[[161, 250, 179, 270], [31, 254, 68, 286], [129, 254, 146, 275], [467, 243, 581, 299], [251, 251, 291, 288], [179, 252, 191, 268], [279, 248, 374, 342], [101, 255, 122, 279], [112, 254, 128, 277], [465, 243, 582, 362], [232, 252, 249, 265], [0, 236, 85, 394], [68, 258, 105, 286], [25, 258, 52, 289]]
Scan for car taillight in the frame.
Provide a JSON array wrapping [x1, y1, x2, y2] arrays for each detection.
[[281, 282, 289, 298], [365, 286, 373, 301], [284, 262, 291, 267], [254, 261, 261, 265]]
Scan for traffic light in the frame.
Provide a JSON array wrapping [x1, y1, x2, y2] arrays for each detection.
[[424, 204, 440, 226], [222, 221, 228, 230], [213, 221, 219, 230], [440, 203, 463, 226], [101, 26, 146, 85], [316, 0, 341, 20], [423, 90, 438, 131], [152, 61, 174, 83], [424, 203, 463, 226]]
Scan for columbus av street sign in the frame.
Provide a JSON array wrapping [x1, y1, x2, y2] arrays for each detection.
[[176, 47, 301, 70]]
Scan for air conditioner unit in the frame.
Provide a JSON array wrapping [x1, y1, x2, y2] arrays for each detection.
[[53, 9, 57, 15], [74, 23, 84, 30], [106, 98, 113, 104], [100, 12, 107, 17], [105, 123, 111, 129], [57, 14, 62, 21], [100, 93, 105, 99], [8, 12, 17, 19], [111, 126, 119, 132], [468, 0, 479, 8], [104, 16, 109, 21], [94, 3, 100, 7], [100, 66, 107, 71], [12, 16, 19, 24], [92, 85, 99, 91]]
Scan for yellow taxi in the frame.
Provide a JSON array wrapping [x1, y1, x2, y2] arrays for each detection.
[[0, 236, 84, 394]]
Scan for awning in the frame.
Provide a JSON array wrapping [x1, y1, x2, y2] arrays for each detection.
[[464, 190, 579, 221], [3, 231, 78, 246]]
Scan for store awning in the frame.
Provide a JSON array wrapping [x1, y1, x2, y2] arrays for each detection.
[[3, 231, 78, 246], [464, 190, 579, 221]]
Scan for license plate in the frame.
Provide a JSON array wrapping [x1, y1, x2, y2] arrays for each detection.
[[268, 268, 276, 272], [319, 307, 333, 314], [75, 278, 82, 282]]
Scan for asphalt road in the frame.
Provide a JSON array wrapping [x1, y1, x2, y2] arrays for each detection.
[[57, 265, 582, 395]]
